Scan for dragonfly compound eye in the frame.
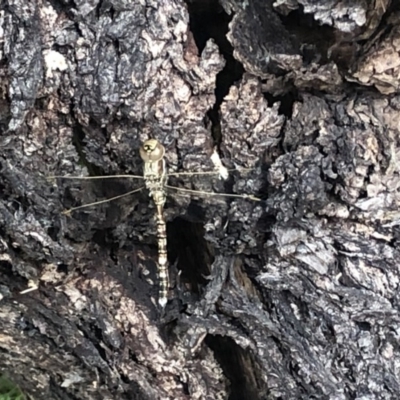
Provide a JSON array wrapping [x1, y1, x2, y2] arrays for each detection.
[[140, 139, 165, 162]]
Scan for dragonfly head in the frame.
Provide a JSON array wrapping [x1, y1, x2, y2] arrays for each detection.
[[140, 139, 165, 162]]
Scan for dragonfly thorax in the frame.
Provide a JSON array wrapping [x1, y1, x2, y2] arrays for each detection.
[[140, 139, 167, 208], [143, 170, 166, 207]]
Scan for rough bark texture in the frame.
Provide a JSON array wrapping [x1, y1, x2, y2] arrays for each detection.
[[1, 0, 400, 399]]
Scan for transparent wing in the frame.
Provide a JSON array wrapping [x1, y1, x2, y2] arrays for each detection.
[[165, 184, 261, 202], [48, 174, 146, 214], [48, 174, 144, 181], [61, 186, 145, 215], [166, 167, 253, 178]]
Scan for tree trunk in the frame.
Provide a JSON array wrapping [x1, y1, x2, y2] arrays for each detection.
[[1, 0, 399, 399]]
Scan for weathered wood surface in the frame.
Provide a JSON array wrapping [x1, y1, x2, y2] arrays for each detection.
[[1, 0, 400, 399]]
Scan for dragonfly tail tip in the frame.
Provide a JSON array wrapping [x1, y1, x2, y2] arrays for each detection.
[[158, 297, 168, 308]]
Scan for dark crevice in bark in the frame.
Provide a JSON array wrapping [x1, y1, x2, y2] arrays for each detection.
[[167, 217, 213, 300], [49, 377, 81, 400], [91, 228, 109, 248], [264, 91, 298, 119], [205, 335, 261, 400], [0, 181, 6, 200], [280, 8, 336, 65], [71, 125, 101, 176], [186, 0, 244, 146], [122, 377, 150, 400], [83, 321, 108, 360], [46, 225, 60, 242], [56, 263, 69, 274], [0, 260, 13, 271], [179, 379, 190, 395]]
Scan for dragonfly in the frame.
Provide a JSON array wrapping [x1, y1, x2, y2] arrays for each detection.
[[50, 139, 261, 307]]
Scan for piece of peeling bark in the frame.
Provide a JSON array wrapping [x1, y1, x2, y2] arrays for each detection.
[[349, 13, 400, 94]]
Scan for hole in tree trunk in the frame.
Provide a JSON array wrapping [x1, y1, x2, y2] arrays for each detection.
[[167, 217, 214, 299], [205, 335, 262, 400]]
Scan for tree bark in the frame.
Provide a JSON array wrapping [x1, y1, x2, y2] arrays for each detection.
[[1, 0, 399, 399]]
